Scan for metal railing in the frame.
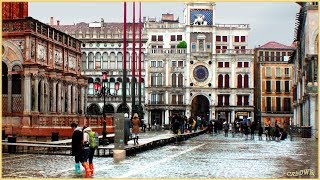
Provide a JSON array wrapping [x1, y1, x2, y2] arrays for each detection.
[[288, 125, 318, 140]]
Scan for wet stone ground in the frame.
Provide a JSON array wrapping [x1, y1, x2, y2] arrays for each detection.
[[2, 133, 318, 178]]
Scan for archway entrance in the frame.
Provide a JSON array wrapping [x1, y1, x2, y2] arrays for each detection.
[[191, 95, 210, 121]]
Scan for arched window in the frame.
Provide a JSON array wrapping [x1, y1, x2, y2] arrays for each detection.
[[117, 52, 123, 69], [110, 52, 116, 69], [82, 52, 87, 70], [95, 52, 101, 69], [172, 73, 176, 87], [225, 74, 230, 88], [178, 73, 183, 87], [218, 74, 223, 88], [151, 73, 156, 86], [126, 52, 130, 69], [109, 78, 115, 95], [102, 52, 108, 70], [88, 52, 94, 69], [244, 74, 249, 88], [237, 74, 243, 88], [88, 78, 94, 95], [157, 73, 163, 86]]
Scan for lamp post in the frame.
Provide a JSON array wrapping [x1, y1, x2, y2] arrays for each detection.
[[94, 71, 109, 146]]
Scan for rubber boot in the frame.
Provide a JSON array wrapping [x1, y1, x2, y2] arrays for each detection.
[[75, 163, 81, 173], [89, 163, 94, 175], [136, 136, 139, 144], [82, 162, 91, 177]]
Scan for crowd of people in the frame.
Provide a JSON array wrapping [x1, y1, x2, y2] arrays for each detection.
[[169, 114, 288, 142], [170, 114, 208, 134]]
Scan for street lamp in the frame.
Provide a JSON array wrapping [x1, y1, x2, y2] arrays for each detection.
[[94, 71, 110, 146]]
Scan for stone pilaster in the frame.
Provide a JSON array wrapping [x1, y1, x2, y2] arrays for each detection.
[[52, 79, 57, 112]]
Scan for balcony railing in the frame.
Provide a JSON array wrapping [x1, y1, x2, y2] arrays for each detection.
[[258, 56, 290, 62], [148, 48, 186, 54], [148, 100, 165, 105], [215, 49, 253, 55]]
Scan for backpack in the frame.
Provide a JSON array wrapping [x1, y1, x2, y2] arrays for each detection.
[[87, 131, 99, 149]]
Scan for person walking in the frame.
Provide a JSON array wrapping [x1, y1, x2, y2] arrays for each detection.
[[124, 113, 131, 145], [250, 121, 256, 140], [132, 113, 141, 145], [71, 123, 83, 173], [258, 125, 263, 140], [82, 126, 94, 177], [223, 121, 229, 137]]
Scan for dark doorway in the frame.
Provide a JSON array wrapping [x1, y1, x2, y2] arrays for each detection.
[[191, 95, 210, 121]]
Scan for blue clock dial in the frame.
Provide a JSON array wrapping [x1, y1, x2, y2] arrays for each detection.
[[193, 65, 209, 82]]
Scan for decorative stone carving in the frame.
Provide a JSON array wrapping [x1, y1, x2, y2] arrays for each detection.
[[64, 54, 68, 69], [69, 55, 76, 70], [54, 49, 62, 66], [31, 40, 35, 58], [191, 14, 208, 26], [37, 44, 47, 62], [11, 39, 25, 51]]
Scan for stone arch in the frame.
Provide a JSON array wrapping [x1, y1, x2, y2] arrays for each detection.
[[87, 103, 102, 115], [103, 104, 115, 114], [190, 94, 210, 121], [2, 40, 24, 71]]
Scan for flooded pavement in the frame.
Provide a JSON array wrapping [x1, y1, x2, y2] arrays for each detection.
[[2, 133, 318, 178]]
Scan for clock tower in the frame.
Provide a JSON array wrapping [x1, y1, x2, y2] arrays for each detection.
[[183, 2, 216, 120]]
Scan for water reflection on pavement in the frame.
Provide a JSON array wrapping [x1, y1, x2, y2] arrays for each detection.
[[2, 134, 318, 178]]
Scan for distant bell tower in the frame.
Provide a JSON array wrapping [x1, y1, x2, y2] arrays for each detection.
[[2, 2, 28, 20]]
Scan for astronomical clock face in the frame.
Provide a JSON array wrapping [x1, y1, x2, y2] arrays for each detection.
[[193, 65, 209, 82]]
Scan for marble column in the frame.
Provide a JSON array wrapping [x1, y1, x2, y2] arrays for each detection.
[[33, 75, 39, 112], [40, 77, 45, 113], [7, 74, 12, 113], [23, 73, 32, 113], [164, 109, 169, 125], [67, 83, 72, 114], [52, 80, 57, 112], [57, 81, 61, 113]]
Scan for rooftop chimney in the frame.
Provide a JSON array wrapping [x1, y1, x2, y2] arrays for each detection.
[[50, 17, 54, 25], [57, 20, 60, 26]]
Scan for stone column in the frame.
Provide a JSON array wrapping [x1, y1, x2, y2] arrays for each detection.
[[164, 109, 169, 125], [84, 85, 88, 114], [231, 110, 235, 123], [72, 84, 76, 114], [23, 73, 32, 113], [57, 81, 61, 113], [7, 74, 12, 113], [33, 74, 39, 112], [40, 77, 45, 113], [67, 83, 72, 114], [80, 86, 84, 114], [52, 80, 57, 112]]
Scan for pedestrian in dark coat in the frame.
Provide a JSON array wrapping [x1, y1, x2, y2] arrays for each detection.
[[71, 123, 83, 173], [124, 113, 131, 145], [258, 125, 263, 140]]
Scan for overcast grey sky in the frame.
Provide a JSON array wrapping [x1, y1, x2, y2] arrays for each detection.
[[29, 2, 300, 48]]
